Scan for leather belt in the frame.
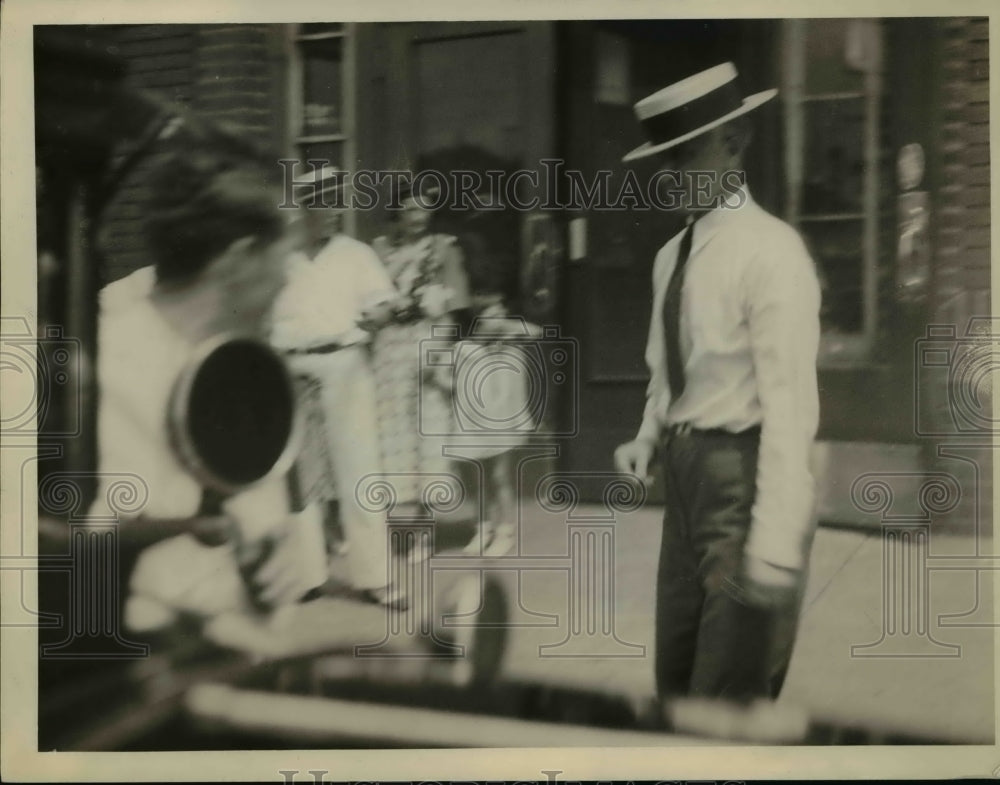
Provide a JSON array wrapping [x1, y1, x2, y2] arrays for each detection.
[[664, 422, 761, 439]]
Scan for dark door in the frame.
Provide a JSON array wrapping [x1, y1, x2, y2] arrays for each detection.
[[357, 21, 559, 320]]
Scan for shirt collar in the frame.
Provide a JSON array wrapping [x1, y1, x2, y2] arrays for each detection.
[[689, 183, 754, 253]]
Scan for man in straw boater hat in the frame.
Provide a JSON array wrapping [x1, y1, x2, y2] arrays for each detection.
[[614, 63, 821, 706], [270, 165, 407, 608]]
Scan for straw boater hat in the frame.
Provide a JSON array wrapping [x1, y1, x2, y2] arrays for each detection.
[[295, 164, 349, 202], [622, 62, 777, 163]]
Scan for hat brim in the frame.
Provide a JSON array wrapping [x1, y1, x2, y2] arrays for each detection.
[[293, 180, 348, 197], [622, 88, 778, 164]]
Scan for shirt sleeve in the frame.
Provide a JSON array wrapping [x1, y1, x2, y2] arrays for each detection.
[[636, 245, 672, 444], [743, 230, 822, 570], [89, 311, 201, 521]]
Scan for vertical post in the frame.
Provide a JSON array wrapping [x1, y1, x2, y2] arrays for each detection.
[[781, 19, 806, 227], [861, 19, 884, 354]]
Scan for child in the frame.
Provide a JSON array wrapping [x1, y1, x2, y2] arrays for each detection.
[[438, 295, 542, 556]]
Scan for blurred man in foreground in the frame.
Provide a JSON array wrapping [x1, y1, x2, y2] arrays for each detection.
[[90, 139, 327, 633]]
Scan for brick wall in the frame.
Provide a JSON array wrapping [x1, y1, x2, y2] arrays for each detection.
[[933, 17, 990, 327], [98, 25, 197, 283], [191, 25, 288, 150], [927, 17, 991, 531], [97, 24, 288, 285]]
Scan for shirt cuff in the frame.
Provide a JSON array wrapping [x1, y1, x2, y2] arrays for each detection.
[[745, 506, 817, 571]]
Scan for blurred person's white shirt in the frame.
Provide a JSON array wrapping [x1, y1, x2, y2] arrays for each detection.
[[271, 233, 395, 351], [99, 265, 155, 314], [269, 232, 398, 593], [89, 294, 327, 632]]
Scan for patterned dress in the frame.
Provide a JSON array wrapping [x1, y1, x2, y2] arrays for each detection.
[[371, 233, 470, 504]]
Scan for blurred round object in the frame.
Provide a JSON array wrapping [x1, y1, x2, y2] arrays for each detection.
[[169, 334, 300, 496], [666, 696, 810, 743]]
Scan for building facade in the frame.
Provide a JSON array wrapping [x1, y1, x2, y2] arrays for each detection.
[[95, 18, 991, 527]]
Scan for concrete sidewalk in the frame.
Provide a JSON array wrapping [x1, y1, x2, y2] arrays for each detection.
[[482, 502, 994, 743]]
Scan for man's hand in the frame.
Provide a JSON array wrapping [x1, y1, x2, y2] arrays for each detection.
[[241, 524, 320, 609], [614, 437, 658, 485], [728, 553, 801, 610], [357, 301, 394, 332]]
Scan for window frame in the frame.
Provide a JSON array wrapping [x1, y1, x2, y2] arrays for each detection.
[[286, 23, 357, 236], [781, 18, 883, 368]]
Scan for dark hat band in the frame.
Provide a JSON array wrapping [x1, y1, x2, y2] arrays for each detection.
[[640, 80, 743, 148]]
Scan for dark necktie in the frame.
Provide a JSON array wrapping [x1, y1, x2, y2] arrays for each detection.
[[662, 219, 695, 401]]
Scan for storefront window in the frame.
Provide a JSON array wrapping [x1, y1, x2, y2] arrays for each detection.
[[783, 19, 883, 364]]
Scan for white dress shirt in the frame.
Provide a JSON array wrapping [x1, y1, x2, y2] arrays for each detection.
[[270, 233, 396, 351], [637, 187, 821, 570], [99, 265, 155, 314], [89, 296, 327, 630]]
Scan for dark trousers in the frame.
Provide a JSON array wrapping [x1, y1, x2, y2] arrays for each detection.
[[654, 428, 805, 702]]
